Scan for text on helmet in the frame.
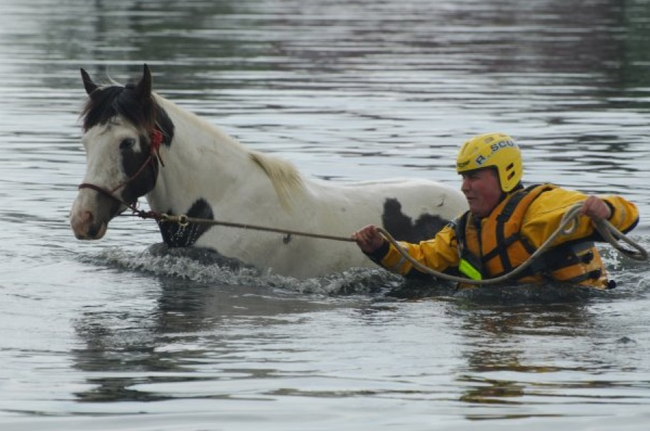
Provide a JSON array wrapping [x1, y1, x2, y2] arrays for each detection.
[[475, 140, 517, 166]]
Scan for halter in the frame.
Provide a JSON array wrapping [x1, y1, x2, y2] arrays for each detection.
[[78, 129, 165, 217]]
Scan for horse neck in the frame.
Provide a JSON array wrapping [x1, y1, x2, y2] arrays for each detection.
[[148, 96, 305, 214]]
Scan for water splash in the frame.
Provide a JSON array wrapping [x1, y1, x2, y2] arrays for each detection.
[[76, 233, 650, 302], [78, 244, 403, 297]]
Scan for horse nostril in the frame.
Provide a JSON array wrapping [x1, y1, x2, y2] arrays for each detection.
[[88, 225, 100, 238], [71, 210, 95, 237], [83, 210, 94, 224]]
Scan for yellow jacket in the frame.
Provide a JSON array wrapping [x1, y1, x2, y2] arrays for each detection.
[[370, 184, 639, 288]]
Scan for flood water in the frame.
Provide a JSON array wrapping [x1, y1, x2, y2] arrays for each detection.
[[1, 0, 650, 429]]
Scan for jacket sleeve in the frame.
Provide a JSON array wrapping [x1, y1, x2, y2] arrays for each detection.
[[369, 224, 461, 277], [603, 195, 640, 235], [521, 188, 639, 248]]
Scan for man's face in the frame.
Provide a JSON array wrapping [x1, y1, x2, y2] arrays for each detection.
[[460, 168, 503, 218]]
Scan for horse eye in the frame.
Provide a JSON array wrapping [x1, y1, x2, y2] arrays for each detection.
[[119, 138, 136, 151]]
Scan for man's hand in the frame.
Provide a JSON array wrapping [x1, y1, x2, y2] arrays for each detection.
[[352, 224, 385, 253], [579, 195, 612, 221]]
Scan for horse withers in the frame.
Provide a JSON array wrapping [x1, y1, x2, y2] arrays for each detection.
[[70, 65, 468, 278]]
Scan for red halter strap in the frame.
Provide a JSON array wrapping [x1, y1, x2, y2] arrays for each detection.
[[150, 129, 164, 167]]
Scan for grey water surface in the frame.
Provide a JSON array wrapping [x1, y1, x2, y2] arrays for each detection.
[[1, 0, 650, 430]]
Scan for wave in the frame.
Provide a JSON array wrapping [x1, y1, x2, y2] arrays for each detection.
[[78, 243, 405, 297]]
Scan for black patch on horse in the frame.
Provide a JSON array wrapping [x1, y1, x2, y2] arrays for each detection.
[[381, 198, 448, 243], [158, 199, 214, 247], [120, 110, 175, 204]]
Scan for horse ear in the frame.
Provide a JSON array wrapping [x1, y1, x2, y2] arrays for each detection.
[[80, 68, 98, 96], [134, 64, 153, 101]]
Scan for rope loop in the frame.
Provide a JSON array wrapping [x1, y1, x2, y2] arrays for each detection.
[[375, 202, 647, 286]]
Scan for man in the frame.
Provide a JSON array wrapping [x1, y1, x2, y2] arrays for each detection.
[[352, 132, 639, 288]]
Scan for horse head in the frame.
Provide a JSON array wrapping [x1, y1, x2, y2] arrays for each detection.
[[70, 64, 173, 240]]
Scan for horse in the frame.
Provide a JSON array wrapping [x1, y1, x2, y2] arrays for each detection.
[[70, 65, 468, 278]]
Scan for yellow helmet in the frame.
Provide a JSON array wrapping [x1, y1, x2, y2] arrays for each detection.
[[456, 132, 522, 193]]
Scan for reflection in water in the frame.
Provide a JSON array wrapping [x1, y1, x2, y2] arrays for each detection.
[[452, 292, 645, 414], [456, 303, 584, 410], [72, 276, 338, 403]]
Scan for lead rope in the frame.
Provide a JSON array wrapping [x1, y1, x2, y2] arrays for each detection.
[[375, 203, 647, 286], [131, 202, 646, 286]]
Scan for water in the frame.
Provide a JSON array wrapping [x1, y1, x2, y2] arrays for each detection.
[[1, 0, 650, 429]]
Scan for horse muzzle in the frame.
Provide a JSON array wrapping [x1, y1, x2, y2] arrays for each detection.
[[70, 188, 119, 240], [70, 208, 108, 240]]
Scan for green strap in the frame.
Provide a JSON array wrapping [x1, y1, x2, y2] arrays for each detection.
[[459, 258, 483, 280]]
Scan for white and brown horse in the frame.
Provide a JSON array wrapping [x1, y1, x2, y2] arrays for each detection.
[[70, 65, 467, 278]]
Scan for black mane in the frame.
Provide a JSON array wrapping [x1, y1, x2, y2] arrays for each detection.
[[81, 82, 158, 133], [81, 81, 175, 147]]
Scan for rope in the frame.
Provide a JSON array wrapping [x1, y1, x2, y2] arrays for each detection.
[[376, 203, 647, 286], [126, 202, 646, 286], [131, 212, 357, 243]]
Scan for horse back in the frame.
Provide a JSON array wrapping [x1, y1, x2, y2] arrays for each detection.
[[308, 178, 467, 243]]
